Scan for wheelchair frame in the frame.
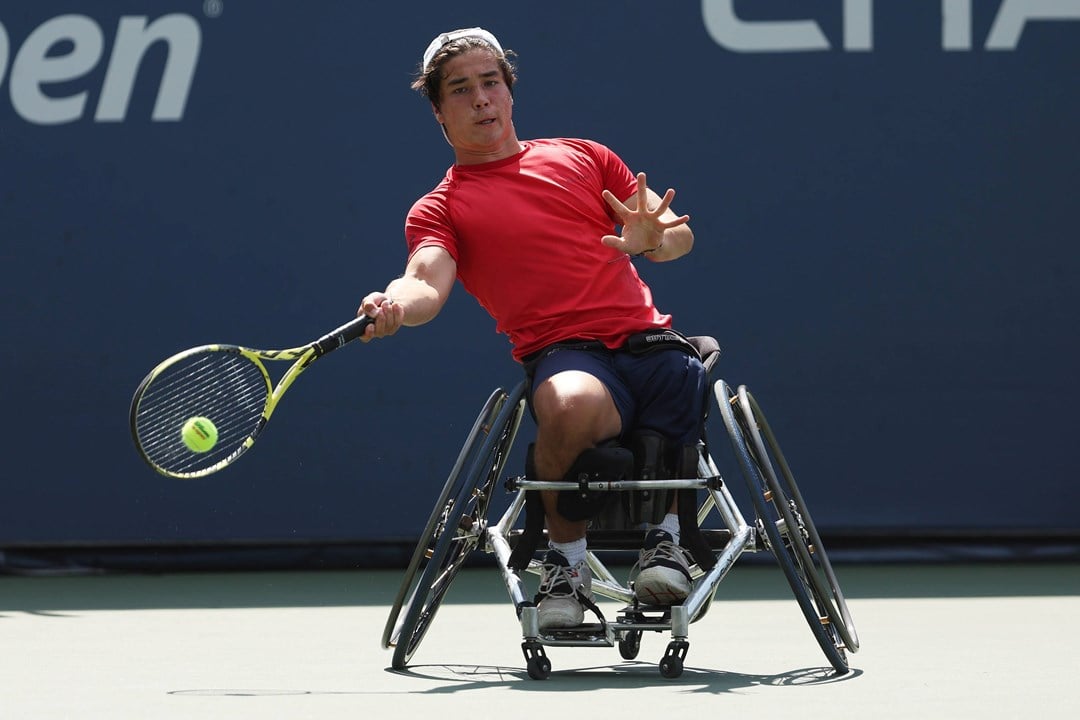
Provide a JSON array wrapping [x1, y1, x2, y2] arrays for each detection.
[[382, 339, 859, 680]]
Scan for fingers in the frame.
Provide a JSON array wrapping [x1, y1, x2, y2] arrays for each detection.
[[660, 211, 691, 229], [602, 188, 628, 217], [609, 172, 653, 218], [636, 172, 673, 218], [645, 182, 689, 228], [608, 172, 680, 220], [357, 294, 404, 342], [600, 233, 628, 253], [653, 186, 675, 215]]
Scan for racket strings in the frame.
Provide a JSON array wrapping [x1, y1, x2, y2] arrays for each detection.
[[134, 350, 270, 475]]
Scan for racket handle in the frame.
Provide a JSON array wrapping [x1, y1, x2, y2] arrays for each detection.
[[312, 316, 374, 356]]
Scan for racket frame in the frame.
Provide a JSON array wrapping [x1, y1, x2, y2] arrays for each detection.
[[130, 316, 373, 479]]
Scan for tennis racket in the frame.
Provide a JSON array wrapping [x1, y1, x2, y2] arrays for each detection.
[[130, 315, 373, 479]]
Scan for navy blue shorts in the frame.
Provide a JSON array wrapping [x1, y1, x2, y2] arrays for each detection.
[[525, 344, 707, 446]]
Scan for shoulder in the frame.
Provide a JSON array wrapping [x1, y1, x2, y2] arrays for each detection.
[[408, 172, 454, 216], [406, 173, 459, 257], [527, 139, 628, 178], [531, 137, 617, 159]]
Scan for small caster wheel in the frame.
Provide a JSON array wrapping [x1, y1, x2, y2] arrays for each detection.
[[522, 641, 551, 680], [659, 639, 688, 679], [527, 655, 551, 680], [659, 656, 684, 678], [619, 631, 642, 660]]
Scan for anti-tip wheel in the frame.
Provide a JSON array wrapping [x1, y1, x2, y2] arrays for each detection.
[[527, 655, 552, 680], [659, 656, 684, 678], [659, 640, 688, 678]]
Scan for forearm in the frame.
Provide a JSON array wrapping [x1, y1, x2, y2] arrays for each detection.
[[384, 275, 446, 327], [645, 223, 694, 262], [358, 245, 455, 340]]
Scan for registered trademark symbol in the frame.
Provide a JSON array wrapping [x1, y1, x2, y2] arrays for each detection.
[[203, 0, 223, 18]]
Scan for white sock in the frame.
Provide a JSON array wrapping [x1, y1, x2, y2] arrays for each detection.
[[650, 513, 681, 544], [549, 538, 587, 567]]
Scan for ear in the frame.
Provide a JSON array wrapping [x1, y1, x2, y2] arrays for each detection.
[[432, 103, 443, 124]]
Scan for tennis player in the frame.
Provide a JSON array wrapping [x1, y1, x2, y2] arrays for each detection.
[[358, 28, 706, 629]]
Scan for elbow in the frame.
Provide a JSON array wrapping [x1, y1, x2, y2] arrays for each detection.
[[672, 225, 694, 257]]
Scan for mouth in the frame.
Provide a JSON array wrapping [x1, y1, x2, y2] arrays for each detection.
[[477, 118, 496, 126]]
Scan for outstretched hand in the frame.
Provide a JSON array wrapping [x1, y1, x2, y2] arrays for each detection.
[[601, 172, 689, 257]]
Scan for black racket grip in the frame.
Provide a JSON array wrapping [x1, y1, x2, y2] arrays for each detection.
[[312, 316, 374, 357]]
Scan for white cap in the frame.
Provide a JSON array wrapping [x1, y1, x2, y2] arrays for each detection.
[[422, 27, 503, 71]]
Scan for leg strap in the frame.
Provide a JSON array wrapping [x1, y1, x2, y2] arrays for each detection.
[[508, 489, 546, 571], [674, 444, 717, 571]]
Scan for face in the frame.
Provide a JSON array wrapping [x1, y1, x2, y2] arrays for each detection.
[[433, 49, 520, 164]]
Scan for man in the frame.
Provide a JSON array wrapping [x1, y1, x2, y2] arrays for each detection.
[[358, 28, 706, 629]]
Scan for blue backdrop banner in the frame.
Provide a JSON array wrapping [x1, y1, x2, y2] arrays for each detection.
[[2, 1, 1077, 554]]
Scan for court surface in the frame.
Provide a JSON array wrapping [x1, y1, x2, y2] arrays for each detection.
[[2, 562, 1077, 719]]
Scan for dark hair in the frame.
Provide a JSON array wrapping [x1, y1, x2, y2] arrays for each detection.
[[412, 38, 517, 110]]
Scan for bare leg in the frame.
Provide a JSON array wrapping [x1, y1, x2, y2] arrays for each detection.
[[530, 370, 622, 543]]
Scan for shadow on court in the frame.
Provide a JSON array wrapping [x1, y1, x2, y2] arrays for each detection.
[[162, 663, 863, 700], [387, 662, 863, 694]]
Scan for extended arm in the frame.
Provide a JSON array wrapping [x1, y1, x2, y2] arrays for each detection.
[[357, 245, 457, 340]]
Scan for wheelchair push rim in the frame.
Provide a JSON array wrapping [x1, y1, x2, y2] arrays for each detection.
[[380, 388, 505, 651], [716, 380, 858, 672], [386, 384, 526, 669], [737, 385, 860, 653]]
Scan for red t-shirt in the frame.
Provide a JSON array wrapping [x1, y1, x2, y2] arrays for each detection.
[[406, 138, 672, 361]]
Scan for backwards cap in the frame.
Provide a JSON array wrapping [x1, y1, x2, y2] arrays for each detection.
[[422, 27, 503, 71]]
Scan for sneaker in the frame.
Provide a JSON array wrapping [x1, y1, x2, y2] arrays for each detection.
[[536, 550, 593, 629], [632, 529, 693, 606]]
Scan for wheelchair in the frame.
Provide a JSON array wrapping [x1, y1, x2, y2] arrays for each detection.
[[381, 336, 860, 679]]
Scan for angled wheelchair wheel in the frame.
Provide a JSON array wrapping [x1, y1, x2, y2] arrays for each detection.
[[716, 381, 859, 673], [383, 383, 527, 670]]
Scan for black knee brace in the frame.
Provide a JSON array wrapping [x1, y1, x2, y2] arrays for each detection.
[[506, 442, 633, 570], [588, 431, 668, 530], [505, 439, 716, 572], [555, 442, 634, 521]]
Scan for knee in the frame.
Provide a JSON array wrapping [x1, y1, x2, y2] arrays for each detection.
[[532, 371, 621, 440]]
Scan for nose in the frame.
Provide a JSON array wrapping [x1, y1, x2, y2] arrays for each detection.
[[473, 88, 490, 108]]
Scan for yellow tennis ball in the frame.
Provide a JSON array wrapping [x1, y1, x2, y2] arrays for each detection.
[[181, 416, 218, 453]]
